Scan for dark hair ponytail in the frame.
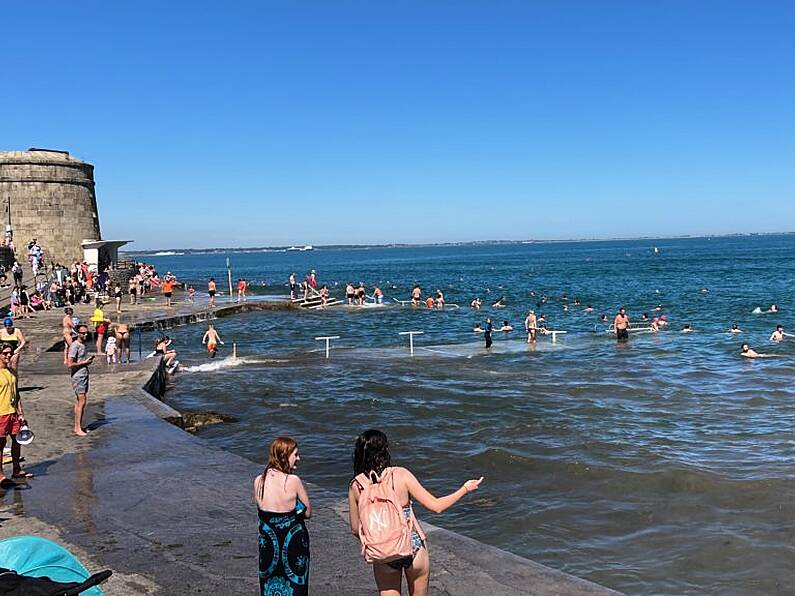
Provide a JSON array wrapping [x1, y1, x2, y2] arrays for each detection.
[[352, 429, 391, 481]]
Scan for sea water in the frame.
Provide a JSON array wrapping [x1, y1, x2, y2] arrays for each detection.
[[139, 235, 795, 594]]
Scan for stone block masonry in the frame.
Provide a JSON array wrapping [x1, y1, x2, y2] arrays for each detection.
[[0, 149, 101, 265]]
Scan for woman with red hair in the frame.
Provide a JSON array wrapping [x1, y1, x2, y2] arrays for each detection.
[[254, 436, 312, 595]]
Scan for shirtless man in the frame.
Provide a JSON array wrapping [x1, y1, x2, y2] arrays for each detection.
[[525, 310, 537, 343], [435, 289, 444, 310], [770, 325, 794, 342], [741, 343, 774, 358], [372, 286, 383, 304], [411, 286, 422, 307], [614, 307, 630, 342], [289, 273, 297, 300], [345, 283, 355, 305], [499, 321, 513, 332], [470, 298, 481, 309], [730, 324, 742, 333], [202, 323, 224, 358], [208, 278, 217, 307], [62, 307, 75, 365]]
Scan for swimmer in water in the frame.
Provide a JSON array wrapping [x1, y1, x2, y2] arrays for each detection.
[[425, 296, 434, 310], [650, 318, 659, 332], [741, 343, 775, 358], [473, 323, 485, 333], [499, 320, 513, 333], [681, 324, 693, 333], [470, 297, 482, 309], [484, 318, 493, 348], [599, 314, 608, 323], [658, 315, 668, 327], [729, 323, 742, 333], [202, 323, 224, 358], [613, 307, 630, 342], [584, 305, 593, 313], [525, 310, 537, 343], [492, 296, 506, 308], [770, 325, 794, 342], [562, 304, 569, 312], [641, 313, 649, 322]]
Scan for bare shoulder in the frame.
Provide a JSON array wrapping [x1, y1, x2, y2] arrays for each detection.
[[391, 466, 414, 481]]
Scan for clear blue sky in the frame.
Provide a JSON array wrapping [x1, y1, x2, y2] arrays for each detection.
[[3, 1, 794, 249]]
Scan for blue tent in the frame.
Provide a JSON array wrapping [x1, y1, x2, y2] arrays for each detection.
[[0, 536, 107, 595]]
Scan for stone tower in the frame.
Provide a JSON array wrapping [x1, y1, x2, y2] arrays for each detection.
[[0, 148, 101, 266]]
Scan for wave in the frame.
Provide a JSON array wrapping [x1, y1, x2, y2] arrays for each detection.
[[181, 355, 287, 372]]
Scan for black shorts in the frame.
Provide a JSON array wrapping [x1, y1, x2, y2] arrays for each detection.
[[616, 328, 629, 341], [164, 292, 172, 298], [208, 290, 216, 297]]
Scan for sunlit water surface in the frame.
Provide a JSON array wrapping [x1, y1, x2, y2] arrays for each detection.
[[138, 236, 795, 594]]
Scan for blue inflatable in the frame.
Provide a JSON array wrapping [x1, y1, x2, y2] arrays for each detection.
[[0, 536, 106, 595]]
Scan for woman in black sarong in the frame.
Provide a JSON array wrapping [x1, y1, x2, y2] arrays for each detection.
[[254, 436, 312, 595]]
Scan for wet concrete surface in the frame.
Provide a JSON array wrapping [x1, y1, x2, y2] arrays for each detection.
[[0, 293, 620, 595]]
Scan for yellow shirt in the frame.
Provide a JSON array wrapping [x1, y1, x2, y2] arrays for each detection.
[[90, 308, 105, 323], [0, 369, 18, 416]]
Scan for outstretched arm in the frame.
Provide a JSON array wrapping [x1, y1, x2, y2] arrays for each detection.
[[403, 468, 483, 514]]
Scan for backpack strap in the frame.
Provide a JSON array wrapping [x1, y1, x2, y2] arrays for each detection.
[[354, 473, 371, 491]]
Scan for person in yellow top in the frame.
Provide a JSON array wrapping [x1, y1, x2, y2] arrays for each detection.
[[90, 301, 105, 327], [0, 344, 31, 483], [0, 318, 27, 372]]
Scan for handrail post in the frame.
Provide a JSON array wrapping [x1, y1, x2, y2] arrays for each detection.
[[398, 331, 424, 356], [314, 335, 340, 359]]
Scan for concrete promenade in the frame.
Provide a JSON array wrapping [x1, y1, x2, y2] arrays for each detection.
[[0, 294, 620, 595]]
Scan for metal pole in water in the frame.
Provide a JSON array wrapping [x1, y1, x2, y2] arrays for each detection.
[[233, 342, 237, 359], [226, 257, 233, 304], [314, 335, 340, 359], [399, 331, 424, 356]]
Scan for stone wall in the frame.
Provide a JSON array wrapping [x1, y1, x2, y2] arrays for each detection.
[[0, 149, 102, 266]]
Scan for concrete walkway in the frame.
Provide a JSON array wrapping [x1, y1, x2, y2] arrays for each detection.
[[0, 295, 620, 595]]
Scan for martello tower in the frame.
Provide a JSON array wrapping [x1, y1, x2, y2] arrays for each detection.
[[0, 148, 101, 265]]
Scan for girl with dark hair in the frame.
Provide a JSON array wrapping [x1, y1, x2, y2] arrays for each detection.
[[348, 429, 483, 596], [254, 436, 312, 595]]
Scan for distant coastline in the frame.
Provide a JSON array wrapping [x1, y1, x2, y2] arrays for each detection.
[[123, 231, 793, 257]]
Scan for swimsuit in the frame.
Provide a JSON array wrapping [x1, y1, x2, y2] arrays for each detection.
[[0, 330, 20, 352], [386, 505, 425, 570]]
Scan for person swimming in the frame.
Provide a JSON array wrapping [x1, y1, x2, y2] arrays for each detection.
[[730, 323, 742, 333], [470, 298, 482, 309], [492, 296, 506, 308], [499, 321, 513, 332], [770, 325, 794, 342], [473, 323, 485, 333], [741, 343, 775, 358], [753, 304, 778, 314], [681, 324, 693, 333]]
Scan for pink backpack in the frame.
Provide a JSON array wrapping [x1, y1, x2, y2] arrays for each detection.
[[354, 467, 424, 564]]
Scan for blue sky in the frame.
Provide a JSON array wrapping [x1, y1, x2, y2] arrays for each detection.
[[3, 1, 794, 249]]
